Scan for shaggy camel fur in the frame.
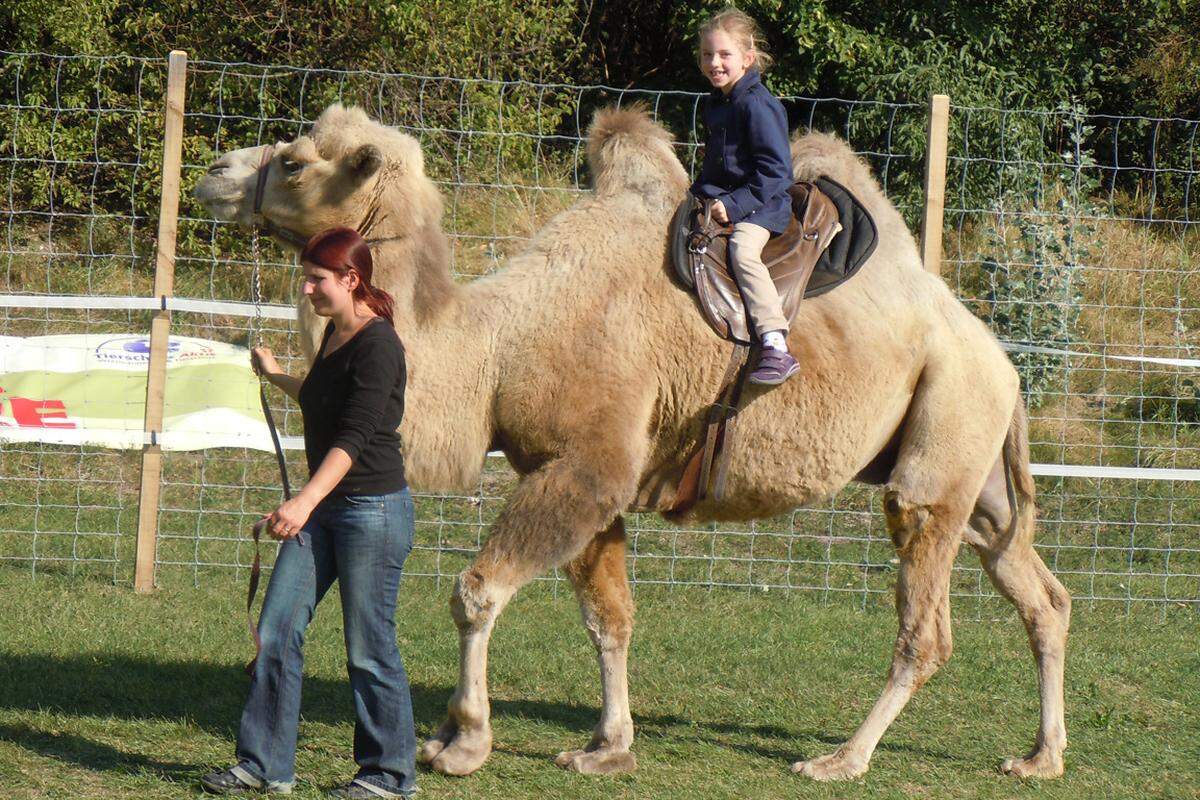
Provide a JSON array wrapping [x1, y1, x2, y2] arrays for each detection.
[[195, 103, 1071, 781]]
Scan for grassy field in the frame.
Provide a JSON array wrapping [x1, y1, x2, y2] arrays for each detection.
[[0, 567, 1197, 800]]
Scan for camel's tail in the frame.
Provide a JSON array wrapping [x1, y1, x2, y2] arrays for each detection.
[[1000, 399, 1038, 550]]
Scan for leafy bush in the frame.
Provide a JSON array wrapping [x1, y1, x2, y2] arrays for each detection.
[[970, 106, 1098, 404]]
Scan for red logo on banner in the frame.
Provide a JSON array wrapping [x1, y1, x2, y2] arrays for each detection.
[[0, 388, 77, 429]]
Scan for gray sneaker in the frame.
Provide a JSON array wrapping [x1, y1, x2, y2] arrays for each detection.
[[748, 348, 800, 386], [200, 765, 293, 795], [326, 779, 413, 798]]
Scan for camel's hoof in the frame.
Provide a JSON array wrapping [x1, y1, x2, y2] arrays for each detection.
[[417, 737, 446, 764], [1001, 749, 1064, 778], [554, 748, 638, 775], [419, 723, 492, 776], [791, 750, 868, 782]]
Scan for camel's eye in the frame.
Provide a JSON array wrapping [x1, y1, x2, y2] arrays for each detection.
[[281, 158, 303, 174]]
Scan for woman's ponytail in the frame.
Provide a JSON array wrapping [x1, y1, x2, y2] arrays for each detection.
[[360, 283, 395, 326]]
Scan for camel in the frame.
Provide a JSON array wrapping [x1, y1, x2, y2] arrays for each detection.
[[195, 103, 1071, 781]]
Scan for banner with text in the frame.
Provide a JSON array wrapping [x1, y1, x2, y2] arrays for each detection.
[[0, 334, 283, 451]]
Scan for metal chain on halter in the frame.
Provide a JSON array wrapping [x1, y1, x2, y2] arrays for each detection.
[[252, 246, 291, 501], [250, 236, 264, 349], [245, 228, 294, 675]]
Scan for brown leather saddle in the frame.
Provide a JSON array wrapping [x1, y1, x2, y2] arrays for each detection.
[[667, 177, 878, 512]]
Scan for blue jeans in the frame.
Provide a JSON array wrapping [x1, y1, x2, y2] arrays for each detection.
[[235, 488, 417, 796]]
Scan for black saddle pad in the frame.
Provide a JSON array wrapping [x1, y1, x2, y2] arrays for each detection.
[[803, 176, 878, 297]]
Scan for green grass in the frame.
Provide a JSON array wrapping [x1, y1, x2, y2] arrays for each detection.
[[1, 568, 1197, 799]]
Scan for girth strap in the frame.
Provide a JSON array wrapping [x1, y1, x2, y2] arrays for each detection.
[[697, 342, 752, 502]]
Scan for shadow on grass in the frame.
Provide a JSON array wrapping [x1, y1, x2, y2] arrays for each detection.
[[0, 652, 437, 738], [0, 652, 960, 775], [0, 722, 196, 780], [634, 719, 961, 764]]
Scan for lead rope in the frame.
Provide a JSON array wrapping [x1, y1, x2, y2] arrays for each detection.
[[245, 240, 294, 675]]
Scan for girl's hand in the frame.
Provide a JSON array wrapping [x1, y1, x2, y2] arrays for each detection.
[[263, 495, 317, 541], [711, 199, 730, 224], [251, 346, 281, 377]]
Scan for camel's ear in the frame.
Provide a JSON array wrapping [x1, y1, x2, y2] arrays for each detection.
[[347, 144, 383, 180]]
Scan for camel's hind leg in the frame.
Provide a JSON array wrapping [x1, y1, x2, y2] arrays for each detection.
[[793, 483, 967, 780], [795, 359, 1012, 781], [967, 457, 1071, 778], [554, 516, 637, 774], [419, 443, 645, 777]]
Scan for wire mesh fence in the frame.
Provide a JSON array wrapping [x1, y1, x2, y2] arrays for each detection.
[[1, 50, 1198, 615]]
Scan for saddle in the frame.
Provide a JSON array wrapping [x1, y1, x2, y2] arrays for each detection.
[[668, 177, 878, 513], [670, 176, 877, 343]]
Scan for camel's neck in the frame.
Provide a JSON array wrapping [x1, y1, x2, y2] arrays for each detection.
[[370, 230, 501, 492]]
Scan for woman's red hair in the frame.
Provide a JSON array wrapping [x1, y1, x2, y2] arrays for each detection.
[[299, 227, 395, 325]]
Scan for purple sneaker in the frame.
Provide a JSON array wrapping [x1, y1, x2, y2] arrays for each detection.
[[749, 348, 800, 386]]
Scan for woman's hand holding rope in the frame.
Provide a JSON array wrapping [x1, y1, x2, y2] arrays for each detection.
[[261, 494, 317, 541]]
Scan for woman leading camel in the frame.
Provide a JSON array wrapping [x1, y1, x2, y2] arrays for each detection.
[[202, 227, 417, 799]]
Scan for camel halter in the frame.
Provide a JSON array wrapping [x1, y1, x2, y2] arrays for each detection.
[[250, 145, 309, 250], [252, 144, 403, 247]]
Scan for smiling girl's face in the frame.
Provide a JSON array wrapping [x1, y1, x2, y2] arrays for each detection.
[[699, 28, 755, 95]]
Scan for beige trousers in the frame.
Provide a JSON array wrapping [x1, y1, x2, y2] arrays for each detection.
[[729, 222, 788, 337]]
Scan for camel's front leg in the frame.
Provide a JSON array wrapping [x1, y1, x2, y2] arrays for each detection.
[[420, 448, 644, 777], [555, 516, 637, 774], [417, 566, 510, 775]]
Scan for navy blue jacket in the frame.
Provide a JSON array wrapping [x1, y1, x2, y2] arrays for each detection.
[[690, 69, 794, 234]]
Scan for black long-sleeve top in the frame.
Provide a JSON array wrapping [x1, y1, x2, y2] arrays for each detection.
[[298, 317, 407, 496]]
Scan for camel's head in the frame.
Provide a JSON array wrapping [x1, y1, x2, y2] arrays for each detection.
[[194, 104, 442, 250], [586, 106, 689, 209]]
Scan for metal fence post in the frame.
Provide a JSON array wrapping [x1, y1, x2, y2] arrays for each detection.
[[920, 93, 950, 275], [134, 50, 187, 593]]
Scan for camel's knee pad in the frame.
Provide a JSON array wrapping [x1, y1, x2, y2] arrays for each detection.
[[883, 487, 931, 553], [451, 569, 514, 629]]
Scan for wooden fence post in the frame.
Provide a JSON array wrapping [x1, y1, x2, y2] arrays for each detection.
[[134, 50, 187, 593], [920, 93, 950, 275]]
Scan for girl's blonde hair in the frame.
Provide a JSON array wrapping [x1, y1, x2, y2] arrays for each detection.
[[698, 7, 774, 73]]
